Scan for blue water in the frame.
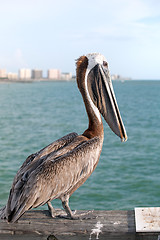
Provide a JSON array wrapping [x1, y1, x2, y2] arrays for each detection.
[[0, 80, 160, 211]]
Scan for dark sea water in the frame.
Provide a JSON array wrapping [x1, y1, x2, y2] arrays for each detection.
[[0, 80, 160, 211]]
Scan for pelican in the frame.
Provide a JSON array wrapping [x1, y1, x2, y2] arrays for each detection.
[[1, 53, 127, 222]]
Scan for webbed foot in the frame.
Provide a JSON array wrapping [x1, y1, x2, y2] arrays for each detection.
[[57, 210, 95, 220]]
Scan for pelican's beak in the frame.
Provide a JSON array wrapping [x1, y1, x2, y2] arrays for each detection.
[[88, 64, 127, 142]]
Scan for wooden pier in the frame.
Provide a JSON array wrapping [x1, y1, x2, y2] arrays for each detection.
[[0, 209, 160, 240]]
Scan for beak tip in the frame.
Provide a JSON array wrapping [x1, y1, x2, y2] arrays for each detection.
[[121, 135, 128, 142]]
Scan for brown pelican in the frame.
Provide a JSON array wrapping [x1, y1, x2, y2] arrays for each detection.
[[2, 53, 127, 222]]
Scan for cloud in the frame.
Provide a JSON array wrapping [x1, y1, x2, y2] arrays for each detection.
[[79, 0, 160, 45]]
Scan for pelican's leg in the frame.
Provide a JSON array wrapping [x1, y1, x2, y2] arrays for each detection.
[[62, 199, 73, 219], [57, 195, 76, 219], [47, 201, 56, 218], [61, 199, 94, 220], [59, 195, 94, 220]]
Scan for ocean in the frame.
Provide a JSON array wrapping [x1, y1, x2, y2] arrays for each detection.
[[0, 80, 160, 211]]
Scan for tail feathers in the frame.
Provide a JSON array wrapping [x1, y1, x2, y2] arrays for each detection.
[[6, 191, 39, 223], [6, 183, 30, 222], [6, 189, 23, 222], [0, 206, 6, 220], [7, 205, 25, 222], [7, 200, 31, 222]]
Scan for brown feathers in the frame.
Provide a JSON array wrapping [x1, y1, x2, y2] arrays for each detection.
[[76, 56, 88, 90]]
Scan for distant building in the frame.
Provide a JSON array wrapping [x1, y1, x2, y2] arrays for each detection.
[[8, 73, 18, 80], [61, 72, 72, 81], [19, 69, 31, 80], [32, 69, 43, 79], [111, 74, 120, 80], [0, 69, 7, 78], [111, 74, 131, 81], [48, 69, 61, 80]]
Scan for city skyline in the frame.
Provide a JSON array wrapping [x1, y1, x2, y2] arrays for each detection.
[[0, 1, 160, 80], [0, 67, 73, 80], [0, 67, 131, 81]]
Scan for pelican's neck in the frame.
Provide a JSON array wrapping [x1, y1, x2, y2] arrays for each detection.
[[82, 69, 104, 139]]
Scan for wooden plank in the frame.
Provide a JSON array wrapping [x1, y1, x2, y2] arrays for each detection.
[[0, 209, 159, 240]]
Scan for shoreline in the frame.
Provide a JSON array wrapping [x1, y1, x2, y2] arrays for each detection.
[[0, 79, 160, 83], [0, 78, 76, 83]]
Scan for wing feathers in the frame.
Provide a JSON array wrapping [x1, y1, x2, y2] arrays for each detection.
[[6, 135, 102, 222]]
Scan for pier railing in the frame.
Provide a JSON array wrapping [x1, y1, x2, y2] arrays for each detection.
[[0, 209, 159, 240]]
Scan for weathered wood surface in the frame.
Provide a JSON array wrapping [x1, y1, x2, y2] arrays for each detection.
[[0, 209, 160, 240]]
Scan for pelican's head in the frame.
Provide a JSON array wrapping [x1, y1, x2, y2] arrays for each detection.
[[76, 53, 127, 142]]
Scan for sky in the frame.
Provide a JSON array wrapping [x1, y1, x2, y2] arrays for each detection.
[[0, 0, 160, 79]]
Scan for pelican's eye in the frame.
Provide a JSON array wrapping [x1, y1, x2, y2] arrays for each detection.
[[103, 61, 108, 68]]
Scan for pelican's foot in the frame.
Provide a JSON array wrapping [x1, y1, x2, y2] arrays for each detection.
[[57, 210, 96, 220], [57, 210, 77, 220], [47, 202, 56, 218], [48, 209, 56, 218], [48, 208, 66, 218], [47, 203, 65, 218], [60, 197, 96, 220]]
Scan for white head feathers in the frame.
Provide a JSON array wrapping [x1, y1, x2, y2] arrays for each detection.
[[86, 53, 108, 71]]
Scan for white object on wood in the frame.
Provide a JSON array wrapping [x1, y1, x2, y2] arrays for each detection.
[[135, 207, 160, 232]]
